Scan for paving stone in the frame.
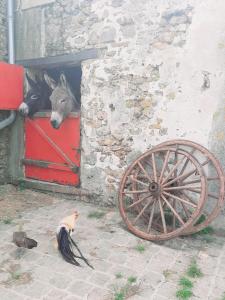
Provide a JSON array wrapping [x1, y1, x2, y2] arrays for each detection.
[[89, 258, 113, 272], [0, 193, 225, 300], [0, 288, 25, 300], [151, 294, 167, 300], [42, 288, 69, 300], [49, 273, 72, 289], [86, 286, 111, 300], [155, 282, 177, 299], [19, 281, 50, 298], [68, 280, 94, 297], [64, 296, 82, 300], [89, 271, 112, 286], [141, 271, 163, 289]]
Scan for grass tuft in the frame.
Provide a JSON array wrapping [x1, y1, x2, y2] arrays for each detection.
[[195, 214, 206, 225], [176, 289, 193, 300], [127, 276, 137, 284], [112, 276, 142, 300], [135, 244, 145, 253], [187, 260, 203, 278], [87, 211, 105, 219], [3, 217, 12, 224], [179, 277, 193, 289], [114, 292, 125, 300], [115, 272, 123, 279]]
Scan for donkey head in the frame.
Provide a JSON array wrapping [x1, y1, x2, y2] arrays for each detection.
[[18, 73, 51, 117], [44, 72, 79, 129]]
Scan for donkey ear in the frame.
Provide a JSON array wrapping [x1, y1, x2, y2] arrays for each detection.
[[44, 72, 57, 90], [26, 73, 37, 89], [59, 73, 68, 88]]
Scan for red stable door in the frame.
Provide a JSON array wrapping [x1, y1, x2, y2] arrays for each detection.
[[0, 61, 23, 109], [24, 113, 80, 186]]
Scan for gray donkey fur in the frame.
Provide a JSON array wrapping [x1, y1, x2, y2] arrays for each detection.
[[44, 72, 80, 129]]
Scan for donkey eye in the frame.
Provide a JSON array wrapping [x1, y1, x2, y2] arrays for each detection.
[[61, 99, 66, 103], [31, 95, 38, 100]]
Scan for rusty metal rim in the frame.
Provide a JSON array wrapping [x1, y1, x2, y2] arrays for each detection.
[[154, 139, 225, 234], [118, 146, 207, 241]]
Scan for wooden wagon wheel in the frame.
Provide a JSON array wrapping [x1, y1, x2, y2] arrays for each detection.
[[154, 140, 225, 234], [119, 146, 207, 241]]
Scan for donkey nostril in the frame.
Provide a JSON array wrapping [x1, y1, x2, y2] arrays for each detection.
[[51, 119, 59, 129]]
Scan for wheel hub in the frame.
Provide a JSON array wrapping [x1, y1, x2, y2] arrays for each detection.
[[149, 182, 160, 196]]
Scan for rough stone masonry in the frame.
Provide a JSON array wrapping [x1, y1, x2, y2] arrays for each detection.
[[12, 0, 225, 204]]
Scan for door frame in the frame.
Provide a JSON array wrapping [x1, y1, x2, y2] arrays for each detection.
[[8, 49, 99, 190]]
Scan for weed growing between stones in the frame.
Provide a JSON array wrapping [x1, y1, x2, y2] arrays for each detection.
[[176, 289, 193, 300], [163, 269, 175, 280], [176, 259, 203, 299], [87, 211, 105, 219], [187, 259, 203, 278], [112, 276, 142, 300], [115, 272, 123, 279], [179, 277, 193, 289], [134, 243, 145, 253], [2, 217, 13, 224]]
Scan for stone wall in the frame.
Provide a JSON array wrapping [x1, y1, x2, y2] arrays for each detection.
[[15, 0, 225, 204], [0, 0, 10, 184]]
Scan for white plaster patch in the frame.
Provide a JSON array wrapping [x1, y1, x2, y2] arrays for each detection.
[[20, 0, 56, 10]]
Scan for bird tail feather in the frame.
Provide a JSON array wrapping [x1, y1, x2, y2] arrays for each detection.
[[57, 227, 94, 269]]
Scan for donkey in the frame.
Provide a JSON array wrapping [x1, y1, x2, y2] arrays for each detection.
[[44, 72, 80, 129], [18, 73, 52, 118]]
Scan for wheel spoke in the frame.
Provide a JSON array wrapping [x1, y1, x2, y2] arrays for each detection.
[[137, 161, 152, 183], [162, 155, 186, 185], [130, 175, 149, 187], [180, 201, 191, 219], [163, 185, 201, 191], [207, 176, 219, 181], [182, 178, 201, 185], [187, 188, 218, 200], [158, 197, 167, 233], [123, 189, 149, 194], [159, 150, 170, 183], [163, 167, 197, 187], [161, 194, 185, 225], [133, 199, 152, 225], [163, 191, 197, 208], [151, 153, 158, 182], [181, 191, 197, 206], [127, 195, 152, 209], [178, 148, 195, 176], [172, 199, 176, 229], [147, 200, 156, 232]]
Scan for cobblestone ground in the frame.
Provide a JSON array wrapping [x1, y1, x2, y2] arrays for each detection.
[[0, 190, 225, 300]]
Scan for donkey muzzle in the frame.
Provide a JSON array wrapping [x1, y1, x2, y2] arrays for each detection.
[[50, 112, 63, 129], [51, 119, 60, 129], [18, 102, 29, 116]]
